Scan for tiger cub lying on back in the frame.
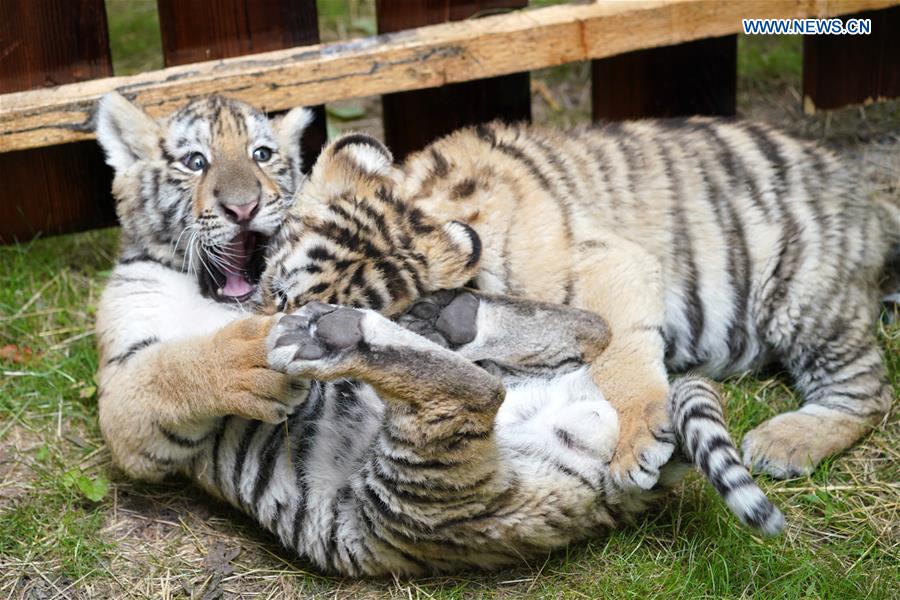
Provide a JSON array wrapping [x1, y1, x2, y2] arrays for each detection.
[[94, 93, 780, 576], [266, 121, 900, 485]]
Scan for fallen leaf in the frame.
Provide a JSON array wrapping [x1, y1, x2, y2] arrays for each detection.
[[61, 469, 109, 502], [0, 344, 37, 365], [76, 474, 109, 502], [202, 542, 240, 576], [64, 433, 89, 449]]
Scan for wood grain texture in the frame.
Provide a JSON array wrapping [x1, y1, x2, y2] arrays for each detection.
[[0, 0, 115, 243], [803, 6, 900, 112], [592, 35, 736, 120], [2, 0, 898, 153], [156, 0, 326, 169], [377, 0, 530, 159], [158, 0, 320, 66]]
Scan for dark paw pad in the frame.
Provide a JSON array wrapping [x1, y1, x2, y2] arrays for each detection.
[[435, 293, 478, 345], [315, 307, 365, 350], [271, 303, 364, 366], [399, 290, 479, 348]]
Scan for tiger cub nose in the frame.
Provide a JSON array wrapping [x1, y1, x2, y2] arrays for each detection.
[[222, 200, 259, 223]]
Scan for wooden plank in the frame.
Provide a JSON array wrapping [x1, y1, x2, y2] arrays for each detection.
[[0, 0, 115, 243], [157, 0, 320, 65], [803, 6, 900, 112], [592, 35, 736, 120], [377, 0, 530, 159], [2, 0, 898, 154], [156, 0, 326, 167]]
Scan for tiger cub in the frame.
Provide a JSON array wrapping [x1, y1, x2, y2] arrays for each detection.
[[267, 123, 899, 484], [94, 94, 780, 576]]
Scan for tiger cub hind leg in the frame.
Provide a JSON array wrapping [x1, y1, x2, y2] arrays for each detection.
[[397, 289, 611, 375], [744, 324, 891, 479], [567, 240, 677, 491], [268, 301, 506, 443]]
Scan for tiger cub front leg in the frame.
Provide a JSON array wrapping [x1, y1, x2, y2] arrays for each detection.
[[268, 302, 506, 445], [99, 315, 297, 480], [570, 241, 675, 490]]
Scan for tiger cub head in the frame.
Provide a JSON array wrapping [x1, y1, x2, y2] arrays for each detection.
[[260, 133, 482, 317], [95, 93, 313, 303]]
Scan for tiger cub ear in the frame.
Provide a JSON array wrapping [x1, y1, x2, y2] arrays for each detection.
[[273, 106, 315, 181], [94, 92, 161, 172], [327, 133, 394, 178], [415, 221, 482, 290]]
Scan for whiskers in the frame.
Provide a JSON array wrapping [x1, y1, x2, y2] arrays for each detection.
[[171, 223, 196, 270]]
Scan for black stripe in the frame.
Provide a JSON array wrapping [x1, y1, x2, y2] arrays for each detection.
[[659, 142, 705, 354], [290, 382, 326, 550], [157, 423, 212, 448], [693, 435, 737, 476], [250, 424, 289, 508], [374, 259, 414, 303], [450, 221, 481, 269], [693, 125, 752, 367], [353, 493, 430, 571], [106, 337, 160, 366], [407, 208, 435, 234], [140, 450, 175, 466], [357, 202, 392, 245], [430, 148, 449, 177], [306, 245, 336, 262], [331, 133, 390, 158], [309, 221, 381, 258], [231, 419, 263, 510], [118, 252, 167, 267], [383, 451, 463, 471], [493, 139, 552, 191], [210, 416, 230, 493], [743, 124, 806, 330]]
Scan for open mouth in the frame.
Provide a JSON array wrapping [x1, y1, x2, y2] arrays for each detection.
[[198, 231, 267, 304]]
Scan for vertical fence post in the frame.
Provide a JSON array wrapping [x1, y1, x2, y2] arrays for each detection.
[[803, 7, 900, 113], [156, 0, 326, 168], [0, 0, 115, 243], [592, 36, 737, 121], [376, 0, 531, 160]]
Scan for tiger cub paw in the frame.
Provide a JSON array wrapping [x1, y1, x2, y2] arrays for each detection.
[[267, 302, 366, 377], [212, 315, 300, 425], [397, 290, 479, 349], [741, 407, 869, 479], [607, 394, 676, 490]]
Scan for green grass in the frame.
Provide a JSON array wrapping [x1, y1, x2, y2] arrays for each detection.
[[106, 0, 163, 76], [738, 35, 803, 91], [0, 230, 118, 586]]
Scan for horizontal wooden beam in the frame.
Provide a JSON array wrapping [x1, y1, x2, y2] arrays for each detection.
[[2, 0, 897, 153]]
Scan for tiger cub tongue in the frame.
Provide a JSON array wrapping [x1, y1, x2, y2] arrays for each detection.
[[220, 233, 254, 297], [222, 272, 253, 297]]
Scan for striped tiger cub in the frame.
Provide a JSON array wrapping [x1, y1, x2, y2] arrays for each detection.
[[270, 122, 899, 485], [93, 93, 780, 576]]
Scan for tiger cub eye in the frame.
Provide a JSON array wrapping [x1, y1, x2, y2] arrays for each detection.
[[253, 147, 273, 163], [182, 152, 207, 171]]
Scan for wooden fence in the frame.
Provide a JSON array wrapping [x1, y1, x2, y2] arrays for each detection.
[[1, 0, 898, 243]]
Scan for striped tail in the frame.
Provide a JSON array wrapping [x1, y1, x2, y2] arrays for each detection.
[[669, 376, 785, 536]]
